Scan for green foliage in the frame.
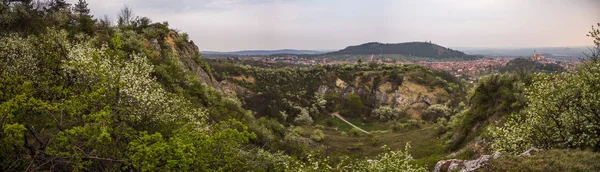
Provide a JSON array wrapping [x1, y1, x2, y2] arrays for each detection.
[[491, 60, 600, 153], [339, 93, 369, 118], [499, 58, 564, 73], [490, 25, 600, 153], [315, 124, 325, 130], [283, 144, 426, 172], [371, 106, 404, 122], [421, 104, 451, 122], [0, 25, 262, 171], [348, 128, 364, 136], [128, 120, 255, 171], [483, 149, 600, 172], [392, 119, 421, 132], [311, 129, 325, 142], [326, 42, 479, 61], [447, 72, 531, 150], [294, 108, 314, 126]]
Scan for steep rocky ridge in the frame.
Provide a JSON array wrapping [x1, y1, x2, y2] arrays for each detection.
[[146, 30, 219, 88]]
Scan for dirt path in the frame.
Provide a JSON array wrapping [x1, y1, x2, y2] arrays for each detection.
[[330, 112, 370, 134]]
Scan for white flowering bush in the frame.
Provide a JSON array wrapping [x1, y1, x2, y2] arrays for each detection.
[[491, 60, 600, 153], [371, 106, 403, 122], [0, 34, 39, 80], [63, 40, 207, 129]]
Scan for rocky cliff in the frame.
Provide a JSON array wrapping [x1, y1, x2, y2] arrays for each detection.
[[146, 30, 219, 88]]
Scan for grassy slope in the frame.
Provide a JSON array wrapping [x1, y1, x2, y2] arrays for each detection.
[[309, 117, 446, 170], [480, 149, 600, 172]]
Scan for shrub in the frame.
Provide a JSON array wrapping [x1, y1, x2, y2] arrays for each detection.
[[348, 142, 364, 151], [325, 118, 335, 127], [258, 117, 286, 137], [421, 104, 450, 122], [368, 134, 381, 146], [371, 106, 403, 122], [294, 108, 314, 126], [340, 93, 369, 117], [491, 59, 600, 153], [291, 126, 307, 137], [435, 117, 449, 135], [392, 119, 420, 132], [315, 124, 325, 130], [311, 129, 325, 142], [348, 128, 364, 136]]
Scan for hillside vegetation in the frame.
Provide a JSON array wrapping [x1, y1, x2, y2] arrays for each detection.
[[1, 0, 600, 171], [325, 42, 482, 61]]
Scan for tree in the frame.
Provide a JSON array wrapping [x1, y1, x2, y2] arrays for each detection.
[[48, 0, 70, 11], [491, 24, 600, 153], [73, 0, 90, 15], [118, 6, 135, 26], [294, 108, 314, 125], [340, 93, 369, 117]]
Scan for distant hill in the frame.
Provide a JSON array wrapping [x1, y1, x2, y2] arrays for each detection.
[[499, 58, 565, 73], [202, 49, 329, 55], [326, 42, 481, 60]]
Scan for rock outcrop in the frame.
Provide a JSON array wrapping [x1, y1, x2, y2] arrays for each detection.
[[434, 148, 541, 172], [328, 78, 444, 110], [146, 30, 220, 88], [433, 152, 501, 172]]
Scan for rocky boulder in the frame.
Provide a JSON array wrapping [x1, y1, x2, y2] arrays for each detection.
[[434, 148, 541, 172]]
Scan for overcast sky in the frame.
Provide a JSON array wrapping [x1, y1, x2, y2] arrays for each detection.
[[69, 0, 600, 51]]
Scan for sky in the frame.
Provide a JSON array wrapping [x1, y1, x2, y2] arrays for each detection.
[[69, 0, 600, 51]]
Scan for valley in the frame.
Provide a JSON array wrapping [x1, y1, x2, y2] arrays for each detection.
[[1, 1, 599, 171]]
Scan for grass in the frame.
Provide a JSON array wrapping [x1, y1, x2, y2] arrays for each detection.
[[480, 149, 600, 172], [315, 124, 446, 170], [315, 115, 392, 132], [345, 118, 392, 131]]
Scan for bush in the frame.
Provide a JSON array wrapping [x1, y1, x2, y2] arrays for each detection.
[[348, 128, 364, 136], [294, 108, 314, 126], [368, 134, 381, 146], [348, 142, 364, 151], [315, 124, 325, 130], [371, 106, 403, 122], [311, 129, 325, 142], [291, 126, 307, 137], [325, 118, 335, 127], [340, 93, 369, 117], [392, 119, 420, 132], [258, 117, 286, 137], [491, 59, 600, 153], [421, 104, 450, 122], [435, 117, 449, 135]]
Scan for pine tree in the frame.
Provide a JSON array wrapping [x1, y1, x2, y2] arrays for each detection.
[[73, 0, 90, 15]]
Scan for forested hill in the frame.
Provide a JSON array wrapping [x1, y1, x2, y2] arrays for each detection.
[[326, 42, 481, 60]]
